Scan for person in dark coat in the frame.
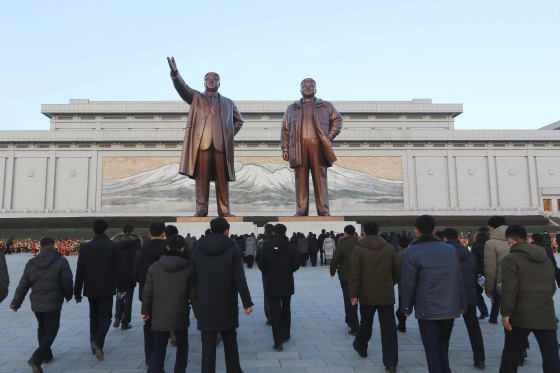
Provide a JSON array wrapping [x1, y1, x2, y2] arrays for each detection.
[[10, 238, 73, 373], [318, 229, 327, 266], [543, 231, 552, 250], [470, 227, 490, 319], [141, 235, 197, 373], [401, 216, 466, 373], [0, 247, 8, 304], [395, 235, 410, 333], [307, 233, 319, 267], [111, 224, 142, 330], [255, 224, 274, 325], [74, 219, 125, 362], [185, 234, 198, 258], [131, 221, 167, 365], [257, 224, 300, 351], [188, 217, 253, 373], [330, 225, 360, 335], [6, 236, 14, 255], [297, 234, 309, 267], [533, 233, 560, 288], [443, 228, 486, 369]]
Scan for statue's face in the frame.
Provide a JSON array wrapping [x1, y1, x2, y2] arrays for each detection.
[[300, 81, 317, 99], [204, 74, 220, 92]]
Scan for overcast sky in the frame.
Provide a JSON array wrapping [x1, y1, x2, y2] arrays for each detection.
[[1, 0, 559, 131]]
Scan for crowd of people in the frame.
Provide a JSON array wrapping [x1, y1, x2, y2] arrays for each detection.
[[0, 216, 560, 373], [0, 237, 85, 256]]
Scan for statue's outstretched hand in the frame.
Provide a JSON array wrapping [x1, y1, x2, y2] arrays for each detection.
[[167, 56, 178, 78]]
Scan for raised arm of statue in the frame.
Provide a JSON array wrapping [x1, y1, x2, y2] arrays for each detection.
[[167, 56, 195, 105]]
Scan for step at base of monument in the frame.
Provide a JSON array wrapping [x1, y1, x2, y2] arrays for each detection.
[[278, 216, 344, 222], [176, 216, 244, 222]]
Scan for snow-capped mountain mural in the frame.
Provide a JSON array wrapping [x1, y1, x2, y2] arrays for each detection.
[[101, 162, 403, 214]]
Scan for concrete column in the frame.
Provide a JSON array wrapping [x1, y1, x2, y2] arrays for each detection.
[[447, 150, 457, 208], [487, 150, 498, 207], [3, 151, 15, 210], [526, 150, 539, 208], [45, 155, 56, 209]]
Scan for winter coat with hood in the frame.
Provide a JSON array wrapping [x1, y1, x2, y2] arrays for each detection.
[[74, 234, 125, 299], [501, 242, 557, 330], [308, 236, 319, 254], [11, 249, 73, 312], [112, 233, 142, 288], [471, 231, 490, 276], [349, 235, 399, 305], [484, 225, 509, 295], [244, 236, 257, 256], [257, 235, 300, 297], [330, 235, 359, 282], [141, 250, 197, 331], [297, 237, 309, 254], [400, 234, 467, 320], [132, 238, 167, 301], [188, 233, 253, 332], [446, 239, 479, 307], [0, 250, 8, 303]]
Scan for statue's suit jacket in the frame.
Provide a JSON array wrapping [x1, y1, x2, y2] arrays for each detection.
[[173, 73, 244, 181]]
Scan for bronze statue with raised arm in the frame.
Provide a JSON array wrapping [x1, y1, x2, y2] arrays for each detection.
[[167, 57, 243, 217], [281, 79, 343, 216]]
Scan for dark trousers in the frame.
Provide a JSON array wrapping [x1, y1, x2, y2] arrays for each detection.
[[246, 255, 254, 268], [262, 276, 270, 322], [320, 250, 324, 266], [462, 306, 485, 363], [148, 329, 189, 373], [299, 253, 308, 267], [194, 144, 230, 216], [355, 304, 398, 367], [88, 296, 113, 349], [201, 329, 241, 373], [489, 288, 501, 323], [418, 319, 454, 373], [395, 294, 406, 328], [476, 285, 488, 316], [339, 280, 359, 332], [295, 139, 329, 215], [115, 286, 135, 325], [500, 327, 560, 373], [309, 253, 318, 267], [32, 310, 60, 364], [269, 295, 292, 346], [143, 317, 154, 363]]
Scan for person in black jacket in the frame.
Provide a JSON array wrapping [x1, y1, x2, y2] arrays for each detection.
[[74, 220, 125, 362], [131, 221, 167, 365], [443, 228, 486, 369], [533, 233, 560, 287], [256, 223, 274, 326], [0, 247, 8, 304], [188, 217, 253, 373], [470, 227, 490, 319], [141, 235, 197, 373], [11, 238, 73, 373], [308, 233, 319, 267], [318, 229, 327, 266], [111, 224, 142, 331], [257, 224, 300, 351]]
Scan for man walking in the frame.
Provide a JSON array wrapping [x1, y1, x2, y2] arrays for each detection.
[[308, 233, 319, 267], [470, 227, 490, 319], [350, 221, 399, 372], [318, 229, 327, 266], [257, 224, 300, 351], [395, 236, 410, 333], [74, 220, 125, 361], [401, 215, 466, 373], [244, 233, 257, 269], [443, 228, 486, 369], [11, 238, 73, 373], [141, 235, 197, 373], [256, 224, 274, 326], [297, 234, 309, 267], [323, 235, 335, 267], [330, 225, 360, 335], [111, 224, 142, 330], [0, 245, 8, 304], [499, 225, 560, 373], [484, 216, 509, 324], [189, 217, 253, 373]]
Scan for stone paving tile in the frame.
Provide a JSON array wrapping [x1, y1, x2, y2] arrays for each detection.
[[2, 254, 560, 372]]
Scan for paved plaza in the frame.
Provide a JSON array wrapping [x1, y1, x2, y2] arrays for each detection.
[[1, 253, 559, 373]]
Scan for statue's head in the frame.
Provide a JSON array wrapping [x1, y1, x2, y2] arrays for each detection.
[[300, 78, 317, 99], [204, 72, 220, 93]]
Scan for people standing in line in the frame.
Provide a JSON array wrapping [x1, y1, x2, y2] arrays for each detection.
[[10, 238, 73, 373], [483, 216, 509, 325], [443, 228, 486, 369], [349, 221, 399, 372], [244, 233, 257, 269], [499, 225, 560, 373], [318, 229, 327, 266], [74, 219, 125, 361], [141, 235, 197, 373], [0, 244, 8, 303], [470, 227, 490, 319], [401, 215, 466, 373], [132, 222, 167, 366], [257, 223, 300, 351], [256, 224, 274, 326], [395, 236, 410, 333], [111, 224, 142, 331], [188, 217, 253, 373], [308, 233, 319, 267], [330, 225, 360, 335], [297, 233, 309, 267], [323, 234, 335, 267]]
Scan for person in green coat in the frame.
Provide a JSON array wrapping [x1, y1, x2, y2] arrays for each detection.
[[330, 225, 360, 334], [499, 225, 560, 373]]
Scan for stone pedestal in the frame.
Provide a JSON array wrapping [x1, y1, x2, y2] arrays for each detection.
[[176, 216, 244, 222], [278, 216, 344, 222]]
